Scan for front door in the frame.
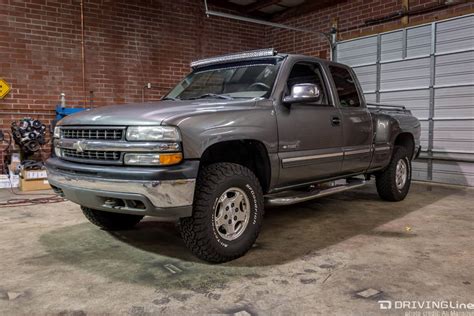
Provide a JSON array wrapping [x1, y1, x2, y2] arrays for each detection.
[[275, 60, 345, 188]]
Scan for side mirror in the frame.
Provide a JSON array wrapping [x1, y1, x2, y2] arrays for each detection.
[[283, 83, 321, 104]]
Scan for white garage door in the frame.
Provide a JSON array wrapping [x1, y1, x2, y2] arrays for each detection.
[[335, 14, 474, 186]]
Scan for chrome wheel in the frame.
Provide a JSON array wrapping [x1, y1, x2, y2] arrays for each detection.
[[395, 159, 408, 190], [214, 187, 250, 241]]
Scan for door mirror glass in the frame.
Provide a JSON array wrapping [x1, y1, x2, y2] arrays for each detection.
[[283, 83, 321, 104]]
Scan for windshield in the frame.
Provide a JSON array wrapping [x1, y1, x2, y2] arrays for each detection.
[[165, 60, 281, 100]]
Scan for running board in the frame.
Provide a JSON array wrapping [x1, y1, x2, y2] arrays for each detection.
[[264, 179, 366, 207]]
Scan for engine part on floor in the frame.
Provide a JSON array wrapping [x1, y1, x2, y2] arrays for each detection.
[[1, 131, 14, 176], [19, 160, 45, 171], [11, 118, 48, 158]]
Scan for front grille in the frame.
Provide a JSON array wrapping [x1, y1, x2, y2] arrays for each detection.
[[62, 148, 121, 161], [61, 128, 124, 140]]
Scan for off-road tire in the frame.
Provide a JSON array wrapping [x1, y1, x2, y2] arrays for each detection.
[[81, 206, 144, 230], [180, 163, 264, 263], [376, 145, 412, 201]]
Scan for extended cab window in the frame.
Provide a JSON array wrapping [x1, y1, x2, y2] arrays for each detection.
[[286, 62, 329, 105], [329, 66, 361, 108]]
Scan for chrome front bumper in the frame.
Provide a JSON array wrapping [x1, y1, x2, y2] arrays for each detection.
[[47, 168, 195, 218]]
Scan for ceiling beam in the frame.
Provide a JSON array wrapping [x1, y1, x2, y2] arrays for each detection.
[[272, 0, 347, 20], [206, 0, 246, 12], [244, 0, 282, 13], [206, 0, 271, 19]]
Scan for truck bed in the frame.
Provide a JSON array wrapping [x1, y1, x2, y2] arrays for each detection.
[[367, 102, 412, 115]]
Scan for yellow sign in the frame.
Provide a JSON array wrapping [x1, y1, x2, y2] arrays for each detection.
[[0, 79, 11, 99]]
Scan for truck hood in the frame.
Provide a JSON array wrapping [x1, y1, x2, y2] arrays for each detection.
[[57, 99, 257, 126]]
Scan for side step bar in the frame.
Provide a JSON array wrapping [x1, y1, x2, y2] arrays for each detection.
[[264, 179, 366, 207]]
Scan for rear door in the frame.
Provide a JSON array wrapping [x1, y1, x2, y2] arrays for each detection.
[[327, 65, 373, 174], [275, 59, 345, 188]]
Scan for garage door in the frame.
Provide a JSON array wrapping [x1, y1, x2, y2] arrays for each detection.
[[335, 14, 474, 186]]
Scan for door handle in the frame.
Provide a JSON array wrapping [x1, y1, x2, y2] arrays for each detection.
[[331, 116, 341, 126]]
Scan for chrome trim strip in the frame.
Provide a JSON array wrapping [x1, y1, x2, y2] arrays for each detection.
[[282, 146, 391, 164], [56, 139, 180, 152], [344, 148, 372, 156], [282, 152, 343, 163], [375, 146, 391, 152], [47, 168, 195, 208]]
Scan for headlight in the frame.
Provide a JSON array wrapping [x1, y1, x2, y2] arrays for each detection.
[[124, 153, 182, 166], [54, 147, 62, 157], [53, 126, 61, 138], [126, 126, 181, 141]]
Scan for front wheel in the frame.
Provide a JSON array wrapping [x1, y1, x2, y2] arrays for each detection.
[[375, 146, 412, 201], [179, 163, 264, 263]]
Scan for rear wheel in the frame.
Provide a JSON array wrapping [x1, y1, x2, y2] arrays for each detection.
[[179, 163, 264, 263], [81, 206, 143, 230], [375, 145, 412, 201]]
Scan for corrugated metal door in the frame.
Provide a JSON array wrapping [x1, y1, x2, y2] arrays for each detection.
[[335, 14, 474, 186]]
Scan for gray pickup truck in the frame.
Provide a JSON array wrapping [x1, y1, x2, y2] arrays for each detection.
[[46, 48, 421, 263]]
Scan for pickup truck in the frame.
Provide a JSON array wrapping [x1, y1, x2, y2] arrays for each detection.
[[46, 48, 421, 263]]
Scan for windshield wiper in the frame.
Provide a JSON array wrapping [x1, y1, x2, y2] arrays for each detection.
[[187, 93, 234, 100], [162, 97, 178, 101]]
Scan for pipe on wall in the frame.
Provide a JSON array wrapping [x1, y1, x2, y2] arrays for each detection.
[[202, 0, 336, 60], [80, 0, 87, 107], [340, 0, 468, 32]]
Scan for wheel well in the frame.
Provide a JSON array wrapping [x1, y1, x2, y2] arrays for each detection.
[[200, 140, 271, 193], [394, 133, 415, 159]]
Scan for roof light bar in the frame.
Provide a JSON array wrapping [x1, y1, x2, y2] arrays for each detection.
[[190, 48, 277, 69]]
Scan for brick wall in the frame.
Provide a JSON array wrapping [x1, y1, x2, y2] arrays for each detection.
[[0, 0, 266, 170], [1, 0, 473, 172], [266, 0, 474, 58]]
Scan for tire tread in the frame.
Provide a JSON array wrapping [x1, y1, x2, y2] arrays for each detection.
[[375, 146, 411, 201], [180, 162, 264, 263]]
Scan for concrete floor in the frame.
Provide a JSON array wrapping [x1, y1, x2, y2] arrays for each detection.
[[0, 181, 473, 315]]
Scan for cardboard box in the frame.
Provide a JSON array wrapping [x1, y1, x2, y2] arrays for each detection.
[[20, 178, 51, 191], [19, 169, 50, 191], [22, 169, 48, 180]]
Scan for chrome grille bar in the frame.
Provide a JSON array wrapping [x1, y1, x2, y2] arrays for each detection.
[[55, 139, 180, 152], [62, 148, 121, 161], [61, 127, 124, 140]]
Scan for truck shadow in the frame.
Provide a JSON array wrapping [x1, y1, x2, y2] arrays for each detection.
[[38, 182, 466, 291], [123, 182, 462, 266]]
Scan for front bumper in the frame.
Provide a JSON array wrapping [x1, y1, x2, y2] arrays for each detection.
[[46, 158, 199, 218]]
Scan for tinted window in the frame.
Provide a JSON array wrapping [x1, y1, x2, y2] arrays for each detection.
[[286, 62, 329, 105], [329, 66, 361, 107]]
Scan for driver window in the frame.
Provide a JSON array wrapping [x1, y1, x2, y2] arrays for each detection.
[[286, 62, 329, 105]]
